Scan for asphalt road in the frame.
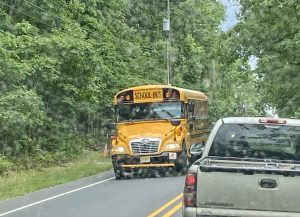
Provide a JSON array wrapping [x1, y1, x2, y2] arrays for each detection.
[[0, 170, 185, 217]]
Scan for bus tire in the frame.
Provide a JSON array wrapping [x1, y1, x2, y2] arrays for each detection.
[[112, 157, 123, 179], [175, 148, 187, 173], [114, 168, 124, 179], [114, 169, 123, 179]]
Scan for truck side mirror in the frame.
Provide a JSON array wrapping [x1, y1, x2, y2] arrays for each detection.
[[188, 143, 205, 164]]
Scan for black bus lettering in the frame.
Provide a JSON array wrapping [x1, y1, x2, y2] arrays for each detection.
[[135, 92, 141, 99], [134, 91, 162, 100]]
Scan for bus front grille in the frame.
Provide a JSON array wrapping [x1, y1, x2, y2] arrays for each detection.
[[130, 138, 160, 155]]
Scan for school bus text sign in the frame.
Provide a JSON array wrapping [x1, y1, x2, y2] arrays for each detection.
[[133, 89, 163, 103]]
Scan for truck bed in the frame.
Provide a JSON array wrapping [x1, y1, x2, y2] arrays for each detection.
[[196, 158, 300, 213]]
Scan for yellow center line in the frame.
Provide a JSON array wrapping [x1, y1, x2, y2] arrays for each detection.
[[147, 193, 183, 217], [162, 201, 182, 217]]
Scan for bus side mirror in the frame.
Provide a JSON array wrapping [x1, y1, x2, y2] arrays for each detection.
[[105, 122, 116, 130], [188, 102, 194, 112], [105, 105, 113, 116], [170, 119, 181, 126], [189, 114, 196, 120]]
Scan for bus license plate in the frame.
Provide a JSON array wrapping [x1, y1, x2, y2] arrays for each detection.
[[140, 156, 150, 163]]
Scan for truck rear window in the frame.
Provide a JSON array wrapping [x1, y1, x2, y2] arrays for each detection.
[[208, 123, 300, 161]]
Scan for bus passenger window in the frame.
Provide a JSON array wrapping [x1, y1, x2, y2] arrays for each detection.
[[188, 101, 195, 120]]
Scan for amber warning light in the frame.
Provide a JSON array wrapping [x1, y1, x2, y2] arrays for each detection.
[[117, 90, 133, 103], [163, 88, 179, 100]]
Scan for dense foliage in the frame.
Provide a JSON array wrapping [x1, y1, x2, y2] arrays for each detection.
[[0, 0, 297, 172], [231, 0, 300, 117]]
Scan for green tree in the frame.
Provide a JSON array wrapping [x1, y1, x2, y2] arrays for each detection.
[[232, 0, 300, 117]]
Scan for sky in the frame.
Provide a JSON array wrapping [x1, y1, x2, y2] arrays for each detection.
[[219, 0, 241, 31], [219, 0, 257, 70]]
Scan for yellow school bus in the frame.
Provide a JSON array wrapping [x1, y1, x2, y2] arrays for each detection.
[[110, 85, 209, 178]]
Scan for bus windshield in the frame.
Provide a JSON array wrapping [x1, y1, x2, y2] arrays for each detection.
[[116, 102, 184, 122]]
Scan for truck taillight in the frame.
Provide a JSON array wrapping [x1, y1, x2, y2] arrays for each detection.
[[183, 172, 197, 207]]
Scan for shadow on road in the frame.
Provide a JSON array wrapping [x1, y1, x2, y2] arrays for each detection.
[[117, 167, 187, 180]]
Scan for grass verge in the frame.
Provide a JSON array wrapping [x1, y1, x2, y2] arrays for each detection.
[[0, 151, 112, 201]]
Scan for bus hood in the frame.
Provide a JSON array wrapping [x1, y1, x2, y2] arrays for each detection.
[[116, 120, 181, 141]]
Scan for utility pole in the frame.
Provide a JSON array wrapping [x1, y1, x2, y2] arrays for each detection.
[[211, 59, 216, 101], [235, 86, 242, 115], [163, 0, 171, 85]]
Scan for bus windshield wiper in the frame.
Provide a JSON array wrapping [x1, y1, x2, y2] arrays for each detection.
[[161, 109, 173, 118]]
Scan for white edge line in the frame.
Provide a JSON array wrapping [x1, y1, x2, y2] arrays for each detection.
[[0, 177, 115, 216]]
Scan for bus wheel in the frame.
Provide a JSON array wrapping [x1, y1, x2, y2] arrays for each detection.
[[112, 155, 124, 179], [175, 149, 187, 174], [113, 162, 124, 179], [114, 165, 127, 179], [114, 168, 123, 179]]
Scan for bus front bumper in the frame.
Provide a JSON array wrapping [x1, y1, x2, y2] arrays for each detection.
[[112, 153, 177, 169]]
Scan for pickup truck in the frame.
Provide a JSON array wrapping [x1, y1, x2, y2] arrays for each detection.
[[183, 117, 300, 217]]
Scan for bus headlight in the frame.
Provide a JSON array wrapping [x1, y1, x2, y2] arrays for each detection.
[[165, 143, 180, 150], [113, 146, 125, 153]]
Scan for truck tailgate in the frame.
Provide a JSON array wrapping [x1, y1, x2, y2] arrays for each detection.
[[196, 165, 300, 212]]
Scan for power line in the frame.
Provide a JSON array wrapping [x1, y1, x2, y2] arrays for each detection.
[[0, 0, 101, 48], [24, 0, 58, 16], [21, 0, 98, 42], [0, 0, 55, 29], [23, 0, 66, 23], [21, 0, 105, 41]]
